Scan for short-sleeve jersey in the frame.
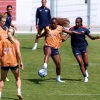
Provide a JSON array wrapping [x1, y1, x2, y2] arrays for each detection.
[[45, 25, 63, 48], [0, 38, 19, 67], [69, 26, 90, 49]]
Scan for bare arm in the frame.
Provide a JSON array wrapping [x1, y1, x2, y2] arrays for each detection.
[[15, 40, 24, 70], [62, 34, 70, 42], [62, 28, 81, 34], [87, 34, 100, 40], [3, 12, 7, 18]]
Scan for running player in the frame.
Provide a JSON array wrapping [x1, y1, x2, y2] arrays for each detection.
[[63, 17, 100, 82], [32, 0, 51, 50], [37, 17, 81, 82]]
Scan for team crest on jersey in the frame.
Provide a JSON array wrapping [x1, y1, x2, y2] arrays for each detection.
[[39, 10, 42, 11], [45, 10, 48, 12]]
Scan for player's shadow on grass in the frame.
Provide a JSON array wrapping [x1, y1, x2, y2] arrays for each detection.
[[23, 78, 51, 84], [21, 46, 42, 50], [21, 46, 32, 49], [2, 97, 19, 100], [24, 78, 82, 84], [62, 78, 82, 82]]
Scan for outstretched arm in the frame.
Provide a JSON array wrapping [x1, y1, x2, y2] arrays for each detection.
[[62, 28, 81, 34], [87, 34, 100, 40]]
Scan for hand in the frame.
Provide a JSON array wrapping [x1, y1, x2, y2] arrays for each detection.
[[62, 38, 66, 42], [95, 36, 100, 39], [20, 63, 24, 70]]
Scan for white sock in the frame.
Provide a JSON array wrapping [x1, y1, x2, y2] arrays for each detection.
[[43, 63, 47, 69], [34, 43, 38, 48], [56, 75, 60, 80], [0, 92, 1, 98], [17, 88, 21, 94]]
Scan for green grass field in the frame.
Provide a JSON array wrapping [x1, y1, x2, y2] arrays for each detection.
[[1, 34, 100, 100]]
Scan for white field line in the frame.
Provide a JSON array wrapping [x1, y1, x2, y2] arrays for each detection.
[[58, 94, 100, 96]]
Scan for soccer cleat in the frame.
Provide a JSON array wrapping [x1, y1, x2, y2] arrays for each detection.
[[56, 79, 65, 83], [84, 77, 88, 82], [17, 94, 23, 99], [86, 70, 89, 77], [6, 77, 9, 81]]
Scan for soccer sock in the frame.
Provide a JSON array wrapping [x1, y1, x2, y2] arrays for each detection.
[[43, 63, 47, 69], [56, 75, 60, 80], [17, 88, 21, 95], [84, 74, 87, 77], [34, 43, 38, 48], [0, 92, 1, 98]]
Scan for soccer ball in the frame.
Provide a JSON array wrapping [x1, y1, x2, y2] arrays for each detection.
[[38, 68, 47, 77]]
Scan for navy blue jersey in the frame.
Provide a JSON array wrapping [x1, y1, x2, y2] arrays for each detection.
[[5, 12, 12, 28], [36, 6, 51, 28], [69, 26, 90, 49]]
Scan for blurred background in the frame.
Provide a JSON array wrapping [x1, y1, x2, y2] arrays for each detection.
[[0, 0, 100, 33]]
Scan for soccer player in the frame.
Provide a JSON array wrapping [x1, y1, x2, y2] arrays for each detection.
[[37, 17, 81, 82], [0, 29, 24, 99], [63, 17, 100, 82], [4, 5, 16, 30], [32, 0, 51, 50], [0, 14, 10, 81]]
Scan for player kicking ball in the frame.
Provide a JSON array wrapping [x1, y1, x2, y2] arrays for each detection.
[[38, 17, 82, 82]]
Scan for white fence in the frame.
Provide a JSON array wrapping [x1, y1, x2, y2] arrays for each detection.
[[14, 0, 100, 33]]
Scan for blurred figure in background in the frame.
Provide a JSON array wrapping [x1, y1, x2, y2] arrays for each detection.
[[32, 0, 51, 50], [4, 5, 17, 30]]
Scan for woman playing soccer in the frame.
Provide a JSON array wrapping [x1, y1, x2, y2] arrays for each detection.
[[0, 28, 24, 99], [63, 17, 100, 82], [37, 17, 82, 82]]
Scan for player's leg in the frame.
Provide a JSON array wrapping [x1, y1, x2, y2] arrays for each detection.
[[42, 46, 52, 69], [0, 68, 9, 99], [32, 27, 43, 50], [72, 48, 88, 82], [74, 55, 88, 82], [52, 52, 65, 82], [11, 66, 23, 99], [50, 48, 64, 82], [82, 48, 89, 77]]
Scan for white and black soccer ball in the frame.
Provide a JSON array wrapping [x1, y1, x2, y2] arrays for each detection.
[[38, 68, 47, 77]]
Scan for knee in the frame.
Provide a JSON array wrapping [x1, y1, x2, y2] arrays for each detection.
[[15, 77, 21, 81], [0, 81, 5, 88]]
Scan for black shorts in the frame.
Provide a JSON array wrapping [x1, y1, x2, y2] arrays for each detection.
[[1, 65, 19, 71]]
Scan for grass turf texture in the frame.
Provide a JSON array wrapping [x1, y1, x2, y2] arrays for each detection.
[[1, 34, 100, 100]]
